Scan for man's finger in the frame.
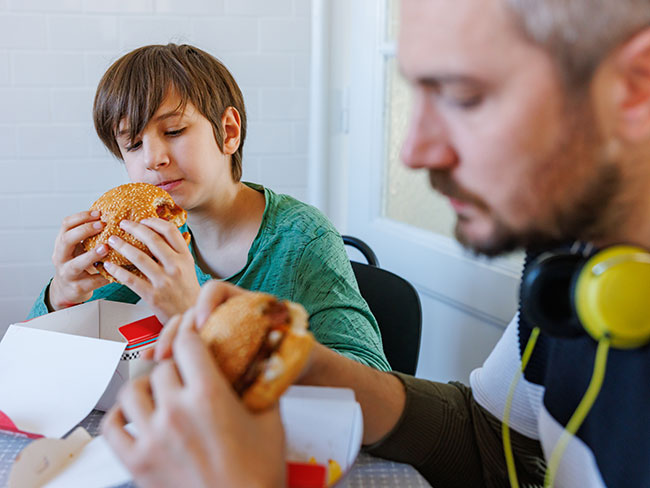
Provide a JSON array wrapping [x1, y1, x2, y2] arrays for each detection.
[[101, 406, 137, 460], [118, 376, 155, 429], [194, 281, 247, 327], [150, 359, 183, 405], [258, 404, 286, 442], [153, 314, 182, 361], [172, 327, 237, 402], [140, 348, 155, 360], [177, 307, 198, 333]]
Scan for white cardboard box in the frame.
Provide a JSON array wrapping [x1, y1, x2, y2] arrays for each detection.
[[0, 300, 159, 439]]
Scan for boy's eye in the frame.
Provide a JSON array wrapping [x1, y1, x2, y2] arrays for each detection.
[[126, 140, 142, 152], [165, 127, 186, 136]]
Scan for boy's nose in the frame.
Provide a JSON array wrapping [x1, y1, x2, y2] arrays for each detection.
[[143, 139, 170, 171]]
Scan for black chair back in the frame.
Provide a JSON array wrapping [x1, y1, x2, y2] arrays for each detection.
[[343, 236, 422, 375]]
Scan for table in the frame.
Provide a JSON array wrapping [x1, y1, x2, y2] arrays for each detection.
[[0, 411, 431, 488]]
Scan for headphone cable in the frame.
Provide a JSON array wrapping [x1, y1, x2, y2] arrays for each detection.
[[543, 337, 610, 487], [502, 329, 611, 487], [502, 326, 541, 488]]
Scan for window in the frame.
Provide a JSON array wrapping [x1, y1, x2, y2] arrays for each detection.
[[382, 0, 457, 239]]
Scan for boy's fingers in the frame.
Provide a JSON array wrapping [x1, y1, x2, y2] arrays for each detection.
[[61, 221, 105, 248], [60, 210, 101, 233], [105, 237, 159, 282], [70, 244, 108, 275], [102, 261, 148, 293], [139, 218, 189, 254], [118, 221, 176, 270]]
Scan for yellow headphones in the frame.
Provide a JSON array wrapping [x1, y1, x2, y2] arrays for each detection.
[[504, 245, 650, 488], [520, 245, 650, 348], [574, 246, 650, 348]]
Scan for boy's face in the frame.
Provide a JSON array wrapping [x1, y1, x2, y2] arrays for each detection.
[[115, 93, 233, 212], [398, 0, 618, 255]]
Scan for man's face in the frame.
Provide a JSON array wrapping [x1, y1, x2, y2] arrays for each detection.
[[398, 0, 619, 255]]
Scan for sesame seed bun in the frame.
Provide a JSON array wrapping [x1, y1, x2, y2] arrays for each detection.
[[82, 183, 189, 283]]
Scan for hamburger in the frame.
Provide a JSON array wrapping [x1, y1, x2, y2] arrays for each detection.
[[83, 183, 190, 283], [199, 291, 314, 411]]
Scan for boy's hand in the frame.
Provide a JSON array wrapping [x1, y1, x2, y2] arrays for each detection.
[[48, 210, 110, 311], [102, 217, 200, 323]]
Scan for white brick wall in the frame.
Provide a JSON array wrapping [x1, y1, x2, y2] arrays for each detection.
[[0, 0, 312, 334]]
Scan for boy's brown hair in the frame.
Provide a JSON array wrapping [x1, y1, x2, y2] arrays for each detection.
[[93, 43, 247, 182]]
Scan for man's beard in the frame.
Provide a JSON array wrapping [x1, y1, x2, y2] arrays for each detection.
[[428, 105, 622, 257]]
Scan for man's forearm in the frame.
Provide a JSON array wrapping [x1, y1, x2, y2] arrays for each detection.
[[298, 343, 406, 445]]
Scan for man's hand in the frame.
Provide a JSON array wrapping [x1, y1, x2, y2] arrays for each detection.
[[141, 280, 406, 445], [102, 311, 286, 488], [141, 281, 247, 361]]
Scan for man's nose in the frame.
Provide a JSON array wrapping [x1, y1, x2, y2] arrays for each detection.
[[401, 100, 458, 171], [143, 137, 170, 171]]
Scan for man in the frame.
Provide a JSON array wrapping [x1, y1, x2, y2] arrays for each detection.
[[102, 0, 650, 486]]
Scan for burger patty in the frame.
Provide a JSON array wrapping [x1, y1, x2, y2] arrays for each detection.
[[233, 301, 290, 395]]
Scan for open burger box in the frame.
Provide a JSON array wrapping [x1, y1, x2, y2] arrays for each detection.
[[0, 300, 364, 488]]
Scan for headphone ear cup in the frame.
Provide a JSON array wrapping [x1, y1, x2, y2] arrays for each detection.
[[520, 252, 586, 338], [574, 245, 650, 348]]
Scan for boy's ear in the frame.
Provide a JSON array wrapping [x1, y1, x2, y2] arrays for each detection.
[[611, 27, 650, 142], [221, 106, 241, 155]]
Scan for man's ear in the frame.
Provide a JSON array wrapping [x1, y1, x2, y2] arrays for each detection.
[[221, 106, 241, 155], [612, 27, 650, 142]]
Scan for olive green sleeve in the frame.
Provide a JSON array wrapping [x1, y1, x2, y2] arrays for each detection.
[[365, 373, 545, 488]]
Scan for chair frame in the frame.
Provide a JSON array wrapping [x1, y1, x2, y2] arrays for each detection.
[[343, 235, 422, 375]]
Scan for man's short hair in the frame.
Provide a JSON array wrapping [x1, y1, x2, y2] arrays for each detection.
[[93, 43, 247, 182], [506, 0, 650, 88]]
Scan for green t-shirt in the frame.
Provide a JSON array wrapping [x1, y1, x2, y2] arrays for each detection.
[[28, 184, 390, 371]]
